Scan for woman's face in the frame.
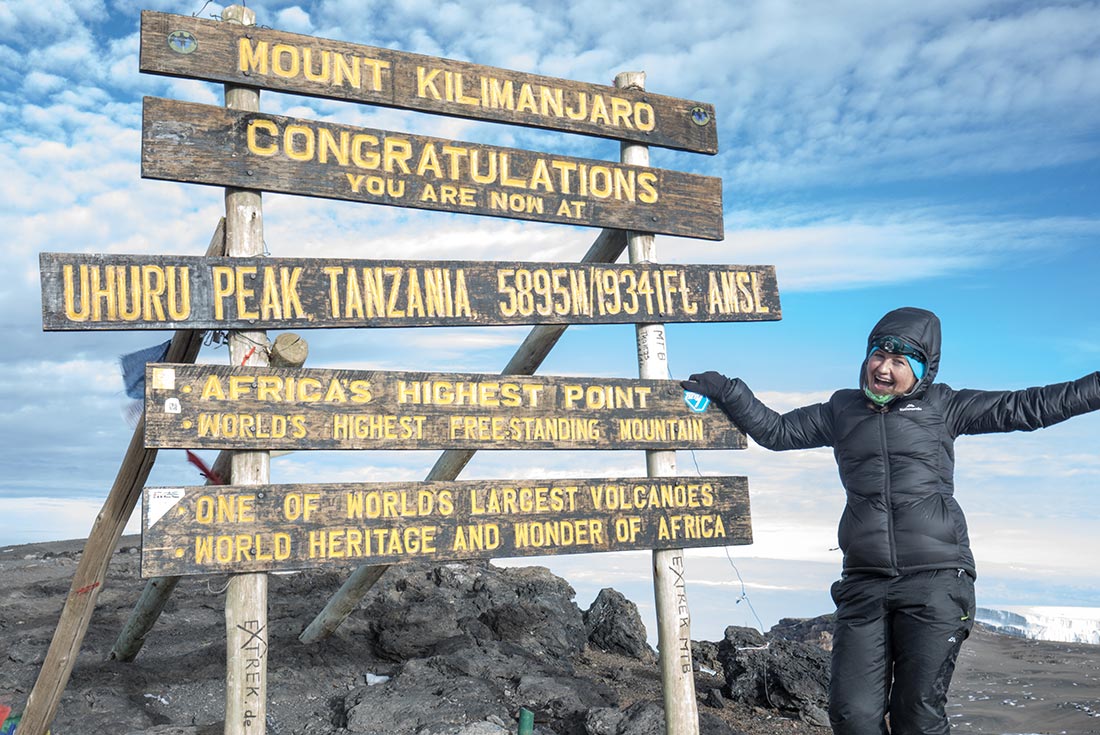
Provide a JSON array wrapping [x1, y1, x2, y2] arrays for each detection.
[[865, 349, 917, 396]]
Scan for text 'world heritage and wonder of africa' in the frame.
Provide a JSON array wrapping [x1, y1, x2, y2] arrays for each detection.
[[141, 476, 752, 576]]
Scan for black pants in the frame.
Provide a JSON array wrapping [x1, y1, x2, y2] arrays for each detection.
[[828, 569, 975, 735]]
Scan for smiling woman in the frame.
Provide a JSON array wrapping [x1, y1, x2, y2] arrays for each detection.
[[864, 351, 916, 398], [863, 338, 922, 403], [682, 305, 1100, 734]]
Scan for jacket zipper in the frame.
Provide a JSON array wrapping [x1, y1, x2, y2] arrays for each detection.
[[877, 410, 898, 573]]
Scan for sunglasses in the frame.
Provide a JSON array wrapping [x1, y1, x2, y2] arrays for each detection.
[[870, 336, 924, 360]]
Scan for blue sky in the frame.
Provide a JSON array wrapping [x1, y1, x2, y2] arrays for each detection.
[[2, 0, 1099, 641]]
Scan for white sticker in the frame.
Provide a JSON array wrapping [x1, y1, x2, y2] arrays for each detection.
[[164, 397, 181, 414], [151, 367, 176, 390], [146, 487, 186, 529]]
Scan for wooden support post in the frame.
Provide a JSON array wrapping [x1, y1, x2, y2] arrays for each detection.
[[617, 70, 699, 735], [15, 220, 226, 735], [110, 575, 179, 662], [111, 449, 230, 661], [220, 7, 269, 735], [298, 227, 628, 644]]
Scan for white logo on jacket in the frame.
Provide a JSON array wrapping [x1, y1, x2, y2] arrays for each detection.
[[898, 403, 922, 412]]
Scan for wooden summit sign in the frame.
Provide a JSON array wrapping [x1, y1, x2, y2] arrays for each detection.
[[139, 11, 718, 154], [141, 97, 724, 240], [143, 364, 746, 451], [141, 476, 751, 577], [41, 253, 780, 330]]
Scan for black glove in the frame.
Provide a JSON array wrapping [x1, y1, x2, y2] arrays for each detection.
[[680, 371, 731, 402]]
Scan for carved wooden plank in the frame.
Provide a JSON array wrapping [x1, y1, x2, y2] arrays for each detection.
[[139, 11, 718, 154], [141, 476, 751, 576], [141, 97, 724, 240], [41, 253, 779, 330], [143, 364, 745, 451]]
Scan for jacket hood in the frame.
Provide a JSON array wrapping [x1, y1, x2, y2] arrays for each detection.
[[860, 307, 941, 398]]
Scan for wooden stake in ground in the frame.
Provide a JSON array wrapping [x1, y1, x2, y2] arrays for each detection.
[[220, 7, 271, 735], [617, 70, 700, 735], [14, 222, 226, 735]]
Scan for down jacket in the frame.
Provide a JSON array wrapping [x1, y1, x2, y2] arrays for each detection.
[[711, 307, 1100, 577]]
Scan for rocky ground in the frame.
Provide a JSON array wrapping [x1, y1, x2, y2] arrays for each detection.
[[2, 538, 1099, 734]]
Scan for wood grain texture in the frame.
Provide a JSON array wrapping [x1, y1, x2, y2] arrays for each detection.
[[41, 253, 779, 330], [141, 97, 724, 240], [139, 11, 718, 154], [142, 364, 747, 451], [141, 476, 752, 576]]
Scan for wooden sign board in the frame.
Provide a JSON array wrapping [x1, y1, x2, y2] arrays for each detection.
[[141, 97, 724, 240], [139, 11, 718, 155], [40, 252, 780, 330], [141, 476, 751, 576], [143, 364, 746, 451]]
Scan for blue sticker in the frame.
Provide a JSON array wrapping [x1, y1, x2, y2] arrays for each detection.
[[167, 30, 198, 55], [683, 390, 710, 413]]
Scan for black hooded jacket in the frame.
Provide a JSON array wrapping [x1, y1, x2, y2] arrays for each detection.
[[712, 307, 1100, 577]]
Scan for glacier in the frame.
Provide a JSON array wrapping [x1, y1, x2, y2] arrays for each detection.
[[975, 606, 1100, 645]]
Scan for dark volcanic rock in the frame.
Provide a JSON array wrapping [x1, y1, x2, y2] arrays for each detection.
[[339, 562, 615, 734], [585, 700, 664, 735], [343, 657, 511, 734], [715, 626, 830, 726], [5, 538, 1100, 735], [3, 541, 833, 735], [361, 562, 587, 662], [768, 616, 835, 652], [583, 588, 656, 663], [585, 700, 745, 735]]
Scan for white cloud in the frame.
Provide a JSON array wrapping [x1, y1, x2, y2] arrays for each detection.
[[273, 6, 314, 34], [0, 496, 136, 546], [661, 210, 1100, 291], [0, 0, 104, 39]]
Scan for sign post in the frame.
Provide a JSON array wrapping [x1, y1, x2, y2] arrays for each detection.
[[617, 70, 700, 735], [142, 364, 746, 452], [220, 7, 270, 734], [138, 11, 718, 154]]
